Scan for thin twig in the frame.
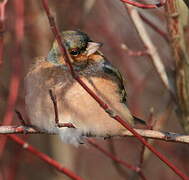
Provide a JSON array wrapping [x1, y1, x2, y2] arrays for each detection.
[[88, 139, 141, 172], [49, 89, 59, 126], [8, 135, 84, 180], [139, 111, 154, 167], [125, 4, 174, 96], [0, 0, 24, 157], [120, 0, 166, 9], [15, 110, 26, 126], [165, 0, 189, 132], [0, 0, 8, 65], [49, 89, 75, 128], [88, 139, 147, 180], [1, 125, 189, 144], [139, 12, 169, 42], [121, 43, 149, 56], [108, 139, 130, 178]]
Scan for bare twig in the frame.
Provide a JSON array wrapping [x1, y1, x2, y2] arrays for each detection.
[[49, 89, 75, 128], [138, 111, 154, 167], [108, 139, 130, 178], [139, 12, 169, 42], [1, 125, 189, 144], [8, 135, 84, 180], [125, 4, 174, 96], [88, 139, 146, 179], [15, 110, 26, 126], [0, 0, 24, 157], [49, 89, 60, 126], [121, 129, 189, 144], [120, 0, 165, 9], [183, 0, 189, 8], [165, 0, 189, 132], [0, 125, 44, 134], [0, 0, 8, 65]]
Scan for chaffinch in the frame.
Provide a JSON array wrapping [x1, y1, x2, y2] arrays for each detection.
[[25, 30, 145, 145]]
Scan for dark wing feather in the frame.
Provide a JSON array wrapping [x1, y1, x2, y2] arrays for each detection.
[[102, 58, 127, 105], [101, 57, 146, 125]]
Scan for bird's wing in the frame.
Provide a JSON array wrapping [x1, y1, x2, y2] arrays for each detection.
[[102, 59, 146, 125], [100, 54, 127, 105]]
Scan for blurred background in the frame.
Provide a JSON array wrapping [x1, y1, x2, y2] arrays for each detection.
[[0, 0, 189, 180]]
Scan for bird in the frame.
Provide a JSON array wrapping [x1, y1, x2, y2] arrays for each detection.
[[25, 30, 145, 145]]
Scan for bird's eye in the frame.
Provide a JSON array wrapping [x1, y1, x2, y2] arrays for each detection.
[[70, 50, 80, 56]]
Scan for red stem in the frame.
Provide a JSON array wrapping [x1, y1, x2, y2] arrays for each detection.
[[6, 145, 21, 180], [0, 0, 8, 66], [88, 139, 146, 180], [8, 135, 84, 180], [41, 1, 189, 179], [139, 13, 169, 42], [88, 139, 138, 171], [0, 0, 23, 157], [120, 0, 165, 9]]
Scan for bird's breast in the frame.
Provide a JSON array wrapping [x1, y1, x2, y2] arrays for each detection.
[[25, 59, 133, 136]]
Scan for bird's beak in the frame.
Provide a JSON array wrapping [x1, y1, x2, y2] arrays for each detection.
[[86, 42, 103, 56]]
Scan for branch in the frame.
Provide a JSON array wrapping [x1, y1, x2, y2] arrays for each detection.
[[125, 4, 174, 96], [165, 0, 189, 132], [1, 125, 189, 144], [120, 0, 165, 9], [49, 89, 75, 128], [8, 135, 84, 180], [0, 0, 24, 157], [87, 139, 146, 180], [0, 0, 8, 65], [139, 12, 169, 42], [121, 44, 149, 56]]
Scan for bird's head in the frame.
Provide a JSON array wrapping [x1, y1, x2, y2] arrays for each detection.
[[47, 30, 102, 66]]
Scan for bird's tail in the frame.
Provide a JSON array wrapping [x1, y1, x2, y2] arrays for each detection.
[[133, 116, 146, 125]]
